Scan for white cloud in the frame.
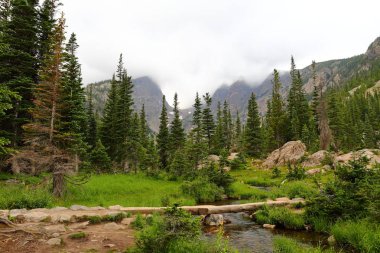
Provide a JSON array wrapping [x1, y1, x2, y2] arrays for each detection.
[[62, 0, 380, 106]]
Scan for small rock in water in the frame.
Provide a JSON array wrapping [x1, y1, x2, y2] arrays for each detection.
[[203, 214, 224, 226], [263, 224, 276, 229]]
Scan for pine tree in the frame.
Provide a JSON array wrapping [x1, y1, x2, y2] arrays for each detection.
[[245, 93, 262, 157], [214, 101, 224, 153], [328, 94, 343, 150], [287, 57, 310, 140], [100, 76, 119, 160], [60, 33, 87, 171], [266, 69, 287, 150], [0, 0, 39, 146], [139, 104, 149, 149], [125, 112, 145, 173], [86, 84, 97, 149], [202, 93, 215, 152], [169, 93, 185, 152], [90, 140, 112, 173], [157, 95, 170, 169]]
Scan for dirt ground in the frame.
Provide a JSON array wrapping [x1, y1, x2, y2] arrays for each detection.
[[0, 223, 135, 253]]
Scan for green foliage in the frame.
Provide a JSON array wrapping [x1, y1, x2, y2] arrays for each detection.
[[169, 93, 185, 152], [132, 213, 146, 230], [274, 181, 318, 199], [0, 186, 52, 209], [273, 236, 334, 253], [181, 179, 223, 203], [272, 167, 281, 178], [331, 220, 380, 253], [286, 164, 306, 181], [254, 206, 305, 230], [305, 158, 380, 222], [230, 155, 246, 171], [157, 95, 170, 169], [90, 140, 112, 172], [244, 93, 262, 157], [69, 232, 87, 239]]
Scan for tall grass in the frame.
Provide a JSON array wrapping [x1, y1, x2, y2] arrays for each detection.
[[57, 173, 196, 207], [273, 236, 334, 253], [331, 220, 380, 253], [0, 185, 52, 209], [255, 206, 305, 230]]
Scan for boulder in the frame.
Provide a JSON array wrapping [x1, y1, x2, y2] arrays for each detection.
[[0, 210, 9, 219], [335, 149, 380, 167], [103, 222, 126, 230], [51, 214, 74, 223], [9, 209, 27, 218], [203, 214, 224, 226], [46, 238, 62, 246], [302, 150, 329, 167], [263, 141, 307, 168], [69, 221, 89, 230]]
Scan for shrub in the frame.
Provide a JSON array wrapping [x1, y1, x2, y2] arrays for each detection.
[[181, 179, 223, 203], [272, 167, 281, 178], [331, 220, 380, 253], [132, 213, 146, 230], [254, 206, 305, 230], [286, 164, 306, 181], [274, 181, 318, 199], [69, 232, 87, 239], [230, 154, 246, 171]]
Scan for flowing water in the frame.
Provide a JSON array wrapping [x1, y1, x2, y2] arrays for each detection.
[[202, 200, 331, 253]]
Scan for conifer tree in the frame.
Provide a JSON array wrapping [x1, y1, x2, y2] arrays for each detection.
[[60, 33, 87, 170], [287, 57, 310, 140], [90, 140, 112, 172], [100, 76, 119, 160], [139, 104, 149, 148], [169, 93, 185, 152], [214, 101, 224, 153], [0, 0, 39, 146], [157, 95, 170, 169], [86, 84, 97, 149], [202, 93, 215, 152], [266, 69, 287, 150], [125, 112, 145, 173], [245, 93, 262, 157]]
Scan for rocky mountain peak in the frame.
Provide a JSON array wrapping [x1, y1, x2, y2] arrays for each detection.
[[365, 37, 380, 60]]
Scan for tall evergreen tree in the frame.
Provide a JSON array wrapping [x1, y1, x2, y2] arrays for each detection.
[[202, 93, 215, 152], [287, 57, 310, 140], [169, 93, 185, 152], [125, 112, 145, 173], [0, 0, 39, 146], [214, 101, 224, 153], [157, 95, 170, 169], [86, 83, 97, 149], [100, 76, 119, 160], [266, 69, 287, 150], [245, 93, 262, 157], [139, 104, 149, 148]]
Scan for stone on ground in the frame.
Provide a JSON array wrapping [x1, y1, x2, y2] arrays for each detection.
[[103, 222, 126, 230], [44, 224, 66, 234], [302, 150, 329, 167], [263, 141, 306, 168], [46, 238, 62, 246]]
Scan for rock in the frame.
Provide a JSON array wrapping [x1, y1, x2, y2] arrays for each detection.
[[322, 165, 331, 170], [109, 205, 123, 210], [203, 214, 224, 226], [306, 168, 322, 175], [9, 209, 27, 218], [88, 206, 106, 211], [51, 233, 60, 238], [70, 205, 89, 211], [121, 218, 134, 226], [69, 221, 89, 230], [104, 244, 116, 248], [50, 207, 68, 211], [208, 155, 220, 163], [263, 141, 307, 168], [302, 150, 329, 167], [263, 224, 276, 229], [103, 222, 126, 230], [222, 166, 231, 172], [44, 224, 66, 234], [24, 212, 50, 222], [327, 235, 336, 245], [51, 214, 74, 223], [0, 210, 9, 219], [228, 153, 239, 161], [46, 238, 62, 246], [335, 149, 380, 167]]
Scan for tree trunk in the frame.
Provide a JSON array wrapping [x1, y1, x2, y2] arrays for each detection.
[[53, 171, 65, 198]]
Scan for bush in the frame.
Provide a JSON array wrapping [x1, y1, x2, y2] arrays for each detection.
[[331, 220, 380, 253], [69, 232, 87, 239], [286, 164, 306, 181], [272, 167, 281, 178], [254, 206, 305, 230], [230, 154, 246, 171], [181, 179, 223, 203]]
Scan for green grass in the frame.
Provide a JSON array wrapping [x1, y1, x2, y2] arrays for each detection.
[[56, 173, 196, 207], [273, 236, 334, 253], [254, 206, 305, 230], [0, 184, 53, 209], [331, 220, 380, 253], [69, 232, 87, 239]]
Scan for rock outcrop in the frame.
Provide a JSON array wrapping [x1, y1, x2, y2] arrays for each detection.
[[263, 141, 306, 168], [302, 150, 329, 167], [335, 149, 380, 167]]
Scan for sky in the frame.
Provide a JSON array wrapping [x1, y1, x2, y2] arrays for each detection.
[[62, 0, 380, 107]]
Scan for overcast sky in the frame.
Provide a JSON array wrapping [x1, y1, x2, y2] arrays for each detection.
[[63, 0, 380, 106]]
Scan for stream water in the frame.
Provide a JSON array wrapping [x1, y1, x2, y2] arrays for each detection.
[[202, 200, 331, 253]]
